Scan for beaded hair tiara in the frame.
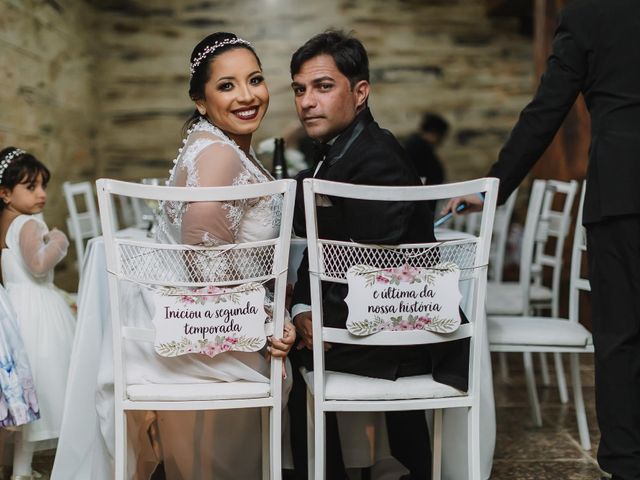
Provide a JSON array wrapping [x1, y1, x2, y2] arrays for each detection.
[[0, 148, 26, 184], [190, 37, 252, 76]]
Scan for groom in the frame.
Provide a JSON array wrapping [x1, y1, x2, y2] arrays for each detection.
[[287, 30, 468, 480]]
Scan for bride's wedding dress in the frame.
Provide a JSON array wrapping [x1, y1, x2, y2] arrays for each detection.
[[118, 118, 291, 479]]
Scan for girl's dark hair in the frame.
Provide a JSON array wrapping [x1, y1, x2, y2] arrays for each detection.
[[0, 147, 50, 211], [183, 32, 261, 134]]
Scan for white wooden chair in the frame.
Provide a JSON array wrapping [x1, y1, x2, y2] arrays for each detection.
[[488, 182, 592, 449], [488, 180, 578, 402], [63, 181, 101, 275], [486, 180, 577, 317], [532, 180, 579, 395], [301, 178, 498, 480], [96, 178, 296, 480]]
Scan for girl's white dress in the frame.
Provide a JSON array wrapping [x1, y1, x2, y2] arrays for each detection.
[[1, 214, 75, 442], [0, 285, 39, 428]]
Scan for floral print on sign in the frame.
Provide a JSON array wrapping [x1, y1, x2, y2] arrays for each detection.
[[346, 262, 462, 336], [152, 282, 268, 358]]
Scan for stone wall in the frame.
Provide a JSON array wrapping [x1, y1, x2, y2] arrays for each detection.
[[0, 0, 98, 289], [1, 0, 535, 289], [92, 0, 535, 183]]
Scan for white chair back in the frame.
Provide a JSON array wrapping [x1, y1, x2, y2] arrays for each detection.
[[303, 177, 499, 479], [531, 179, 579, 315], [490, 188, 518, 282], [96, 178, 296, 480], [63, 181, 101, 275], [513, 180, 548, 315], [568, 181, 590, 323], [463, 188, 518, 282]]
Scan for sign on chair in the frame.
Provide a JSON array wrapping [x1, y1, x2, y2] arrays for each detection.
[[151, 283, 268, 357], [345, 263, 462, 336]]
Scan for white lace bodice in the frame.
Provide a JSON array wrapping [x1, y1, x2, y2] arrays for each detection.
[[157, 118, 282, 246]]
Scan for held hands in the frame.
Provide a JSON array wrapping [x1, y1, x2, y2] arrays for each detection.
[[441, 194, 484, 217], [266, 322, 296, 359], [293, 311, 332, 352], [266, 323, 296, 380]]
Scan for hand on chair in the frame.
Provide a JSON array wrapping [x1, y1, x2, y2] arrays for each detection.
[[266, 323, 296, 380], [267, 322, 296, 359], [441, 194, 484, 216]]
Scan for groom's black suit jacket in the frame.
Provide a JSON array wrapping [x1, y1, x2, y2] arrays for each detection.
[[292, 108, 468, 390], [488, 0, 640, 224]]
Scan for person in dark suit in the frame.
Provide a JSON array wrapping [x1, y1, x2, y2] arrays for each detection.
[[444, 1, 640, 478], [287, 30, 467, 480], [404, 112, 450, 187]]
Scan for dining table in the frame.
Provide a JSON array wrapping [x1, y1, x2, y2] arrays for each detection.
[[51, 229, 495, 480]]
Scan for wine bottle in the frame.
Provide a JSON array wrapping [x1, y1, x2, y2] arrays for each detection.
[[271, 137, 288, 179]]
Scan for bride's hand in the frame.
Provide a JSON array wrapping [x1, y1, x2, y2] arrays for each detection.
[[266, 323, 297, 359]]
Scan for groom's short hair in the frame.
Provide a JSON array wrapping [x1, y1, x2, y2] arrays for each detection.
[[290, 30, 369, 88]]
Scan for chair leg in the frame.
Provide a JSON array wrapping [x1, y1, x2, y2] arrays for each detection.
[[271, 403, 282, 480], [306, 391, 315, 480], [570, 353, 592, 450], [554, 352, 569, 404], [538, 352, 551, 386], [432, 409, 443, 480], [313, 398, 325, 480], [523, 352, 543, 427], [467, 406, 482, 480], [498, 352, 510, 382], [114, 409, 127, 480], [261, 408, 270, 480]]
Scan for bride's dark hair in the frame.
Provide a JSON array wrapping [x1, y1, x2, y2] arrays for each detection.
[[183, 32, 261, 134]]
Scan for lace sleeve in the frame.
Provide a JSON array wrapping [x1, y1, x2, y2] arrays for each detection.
[[18, 220, 69, 277], [181, 142, 246, 246]]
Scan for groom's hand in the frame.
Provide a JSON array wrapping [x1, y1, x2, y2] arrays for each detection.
[[294, 311, 332, 351], [294, 311, 314, 350]]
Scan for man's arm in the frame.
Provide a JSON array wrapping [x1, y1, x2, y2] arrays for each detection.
[[488, 9, 588, 203], [442, 10, 589, 216]]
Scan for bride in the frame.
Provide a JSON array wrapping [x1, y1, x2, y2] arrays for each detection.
[[127, 32, 296, 479]]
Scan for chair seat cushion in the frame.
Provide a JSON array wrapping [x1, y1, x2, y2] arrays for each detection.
[[302, 370, 465, 401], [486, 282, 552, 315], [127, 381, 270, 401], [488, 316, 592, 348]]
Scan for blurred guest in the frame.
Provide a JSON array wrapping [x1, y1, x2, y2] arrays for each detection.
[[404, 112, 450, 186]]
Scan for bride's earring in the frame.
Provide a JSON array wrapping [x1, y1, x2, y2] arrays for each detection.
[[197, 106, 206, 116]]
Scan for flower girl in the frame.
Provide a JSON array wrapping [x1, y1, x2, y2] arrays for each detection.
[[0, 147, 75, 479]]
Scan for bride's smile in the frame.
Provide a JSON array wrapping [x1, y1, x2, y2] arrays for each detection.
[[196, 47, 269, 153]]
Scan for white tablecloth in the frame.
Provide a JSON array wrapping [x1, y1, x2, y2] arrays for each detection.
[[52, 230, 495, 480]]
